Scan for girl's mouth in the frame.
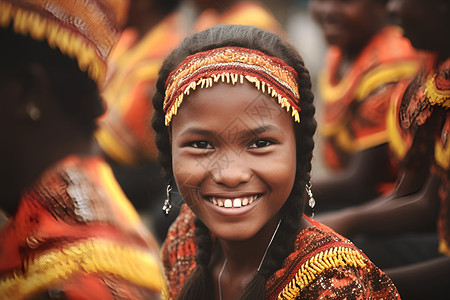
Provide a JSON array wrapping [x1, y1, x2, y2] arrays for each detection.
[[207, 195, 260, 208]]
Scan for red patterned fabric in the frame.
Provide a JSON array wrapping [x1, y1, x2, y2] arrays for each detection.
[[0, 156, 164, 299], [161, 205, 400, 300]]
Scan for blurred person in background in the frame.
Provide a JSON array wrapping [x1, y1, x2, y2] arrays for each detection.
[[309, 0, 423, 211], [0, 0, 164, 298], [96, 0, 184, 237], [317, 0, 450, 298]]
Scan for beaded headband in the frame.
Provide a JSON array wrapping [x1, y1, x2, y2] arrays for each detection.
[[0, 0, 128, 86], [163, 46, 301, 126]]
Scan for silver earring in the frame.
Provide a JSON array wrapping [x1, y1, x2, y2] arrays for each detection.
[[306, 181, 315, 217], [162, 184, 173, 216]]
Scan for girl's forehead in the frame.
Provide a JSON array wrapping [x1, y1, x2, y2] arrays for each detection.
[[170, 81, 293, 135]]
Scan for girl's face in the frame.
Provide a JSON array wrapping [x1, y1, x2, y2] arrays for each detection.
[[310, 0, 385, 51], [171, 81, 297, 241]]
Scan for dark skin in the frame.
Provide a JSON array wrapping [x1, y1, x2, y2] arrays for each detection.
[[0, 63, 100, 215], [310, 0, 393, 208], [170, 82, 311, 299], [319, 0, 450, 298], [310, 0, 387, 78]]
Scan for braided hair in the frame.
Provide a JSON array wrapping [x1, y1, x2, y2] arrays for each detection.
[[152, 24, 316, 300]]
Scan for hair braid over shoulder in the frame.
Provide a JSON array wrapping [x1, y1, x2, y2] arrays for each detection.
[[152, 25, 316, 300]]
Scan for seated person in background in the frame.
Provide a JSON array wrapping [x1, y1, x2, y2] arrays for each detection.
[[310, 0, 423, 210], [318, 0, 450, 298]]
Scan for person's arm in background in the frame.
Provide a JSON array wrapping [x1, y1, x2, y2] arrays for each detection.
[[316, 170, 439, 238]]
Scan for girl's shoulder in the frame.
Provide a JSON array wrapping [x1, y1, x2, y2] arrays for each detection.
[[265, 219, 400, 300]]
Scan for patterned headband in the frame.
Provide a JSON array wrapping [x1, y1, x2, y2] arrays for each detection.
[[163, 46, 301, 126], [0, 0, 128, 86]]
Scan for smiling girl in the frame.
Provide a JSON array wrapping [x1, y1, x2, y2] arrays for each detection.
[[153, 24, 400, 300]]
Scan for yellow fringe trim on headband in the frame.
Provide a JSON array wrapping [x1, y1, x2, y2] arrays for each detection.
[[278, 247, 367, 299], [0, 238, 164, 299], [425, 75, 450, 108], [0, 1, 107, 85], [164, 73, 301, 126]]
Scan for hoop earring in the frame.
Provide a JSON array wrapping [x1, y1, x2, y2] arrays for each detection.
[[162, 184, 173, 216], [306, 181, 315, 218]]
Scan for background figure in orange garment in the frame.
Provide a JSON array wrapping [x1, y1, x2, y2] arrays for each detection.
[[96, 0, 184, 234], [96, 0, 286, 242], [309, 0, 422, 211], [0, 0, 164, 298], [317, 0, 450, 297]]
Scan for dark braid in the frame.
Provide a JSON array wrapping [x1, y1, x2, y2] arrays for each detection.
[[152, 25, 316, 300]]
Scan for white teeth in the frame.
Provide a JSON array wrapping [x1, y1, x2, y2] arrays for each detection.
[[209, 195, 260, 208]]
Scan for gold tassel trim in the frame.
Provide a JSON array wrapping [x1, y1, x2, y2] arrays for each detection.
[[163, 47, 301, 126], [278, 247, 367, 300], [164, 73, 300, 126], [0, 1, 106, 85], [425, 75, 450, 108], [0, 238, 164, 299]]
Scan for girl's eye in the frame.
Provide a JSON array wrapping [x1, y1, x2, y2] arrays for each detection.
[[191, 141, 213, 149], [249, 139, 273, 148]]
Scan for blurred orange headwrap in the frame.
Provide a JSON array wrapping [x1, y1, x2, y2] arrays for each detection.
[[0, 0, 128, 87]]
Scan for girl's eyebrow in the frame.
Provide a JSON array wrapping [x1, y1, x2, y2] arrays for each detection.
[[230, 125, 283, 143], [179, 125, 282, 140]]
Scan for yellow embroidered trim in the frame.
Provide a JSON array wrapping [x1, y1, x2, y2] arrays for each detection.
[[278, 247, 367, 300], [164, 47, 301, 126], [425, 75, 450, 108], [97, 162, 142, 225], [435, 138, 450, 170], [355, 61, 420, 101], [0, 1, 106, 85], [95, 125, 138, 166], [0, 238, 164, 299], [320, 61, 419, 103], [165, 73, 301, 126]]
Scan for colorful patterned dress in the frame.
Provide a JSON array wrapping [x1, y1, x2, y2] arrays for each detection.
[[161, 205, 400, 300], [388, 57, 450, 256], [0, 156, 164, 299], [318, 26, 422, 194]]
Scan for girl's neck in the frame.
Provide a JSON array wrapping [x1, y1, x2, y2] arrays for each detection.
[[218, 217, 281, 273]]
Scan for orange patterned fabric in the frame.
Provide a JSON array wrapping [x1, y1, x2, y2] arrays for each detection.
[[96, 13, 184, 165], [0, 156, 164, 299], [161, 205, 400, 300], [319, 26, 422, 172], [0, 0, 128, 86], [388, 57, 450, 256]]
